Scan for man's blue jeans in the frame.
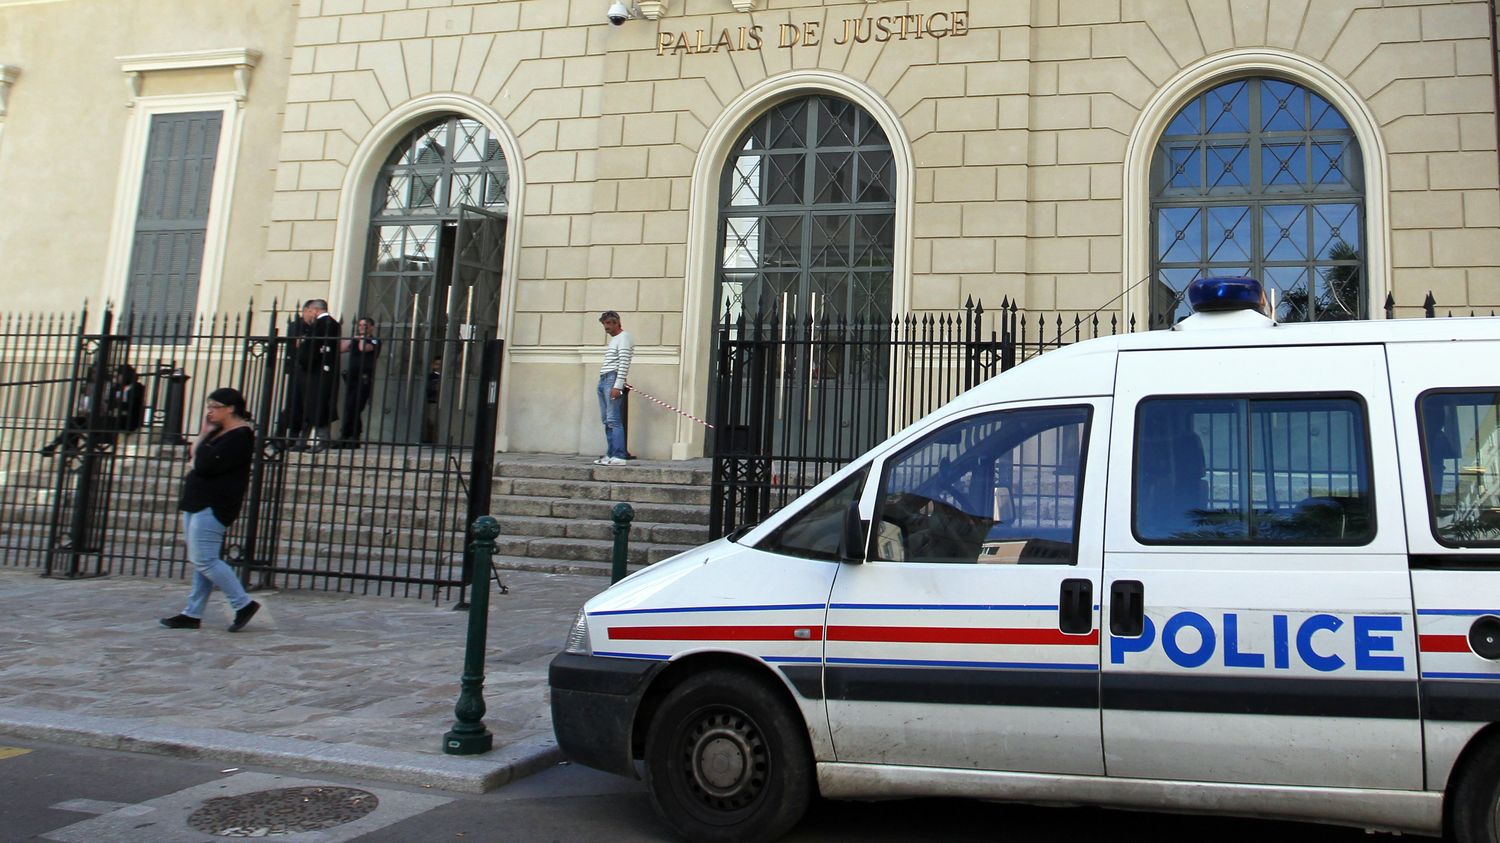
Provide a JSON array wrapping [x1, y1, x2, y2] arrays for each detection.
[[181, 509, 252, 618], [597, 372, 626, 459]]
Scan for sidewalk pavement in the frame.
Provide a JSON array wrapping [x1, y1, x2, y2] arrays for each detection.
[[0, 566, 607, 793]]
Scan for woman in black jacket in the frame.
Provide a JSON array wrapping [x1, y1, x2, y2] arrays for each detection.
[[159, 387, 261, 632]]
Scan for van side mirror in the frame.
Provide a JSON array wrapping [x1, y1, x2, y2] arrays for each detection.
[[841, 503, 866, 563]]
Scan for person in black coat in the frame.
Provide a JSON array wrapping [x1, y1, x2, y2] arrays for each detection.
[[110, 364, 146, 434], [159, 387, 261, 632], [283, 299, 340, 452], [337, 317, 381, 448]]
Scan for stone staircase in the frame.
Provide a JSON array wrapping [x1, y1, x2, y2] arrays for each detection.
[[489, 453, 713, 577], [0, 450, 714, 580]]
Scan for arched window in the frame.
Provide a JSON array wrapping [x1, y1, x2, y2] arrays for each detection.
[[358, 114, 508, 445], [363, 115, 508, 333], [715, 95, 895, 325], [1150, 78, 1364, 324]]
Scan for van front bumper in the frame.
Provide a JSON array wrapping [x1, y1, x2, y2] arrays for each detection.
[[548, 653, 665, 778]]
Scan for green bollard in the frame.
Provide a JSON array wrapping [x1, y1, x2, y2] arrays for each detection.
[[443, 516, 499, 755], [611, 503, 635, 583]]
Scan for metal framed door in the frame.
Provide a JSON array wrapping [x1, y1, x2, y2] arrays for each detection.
[[434, 204, 504, 444]]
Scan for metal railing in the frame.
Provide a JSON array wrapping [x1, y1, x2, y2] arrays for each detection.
[[0, 303, 502, 603], [707, 292, 1487, 538]]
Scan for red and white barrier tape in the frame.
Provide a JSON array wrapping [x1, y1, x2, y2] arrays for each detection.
[[624, 383, 714, 429]]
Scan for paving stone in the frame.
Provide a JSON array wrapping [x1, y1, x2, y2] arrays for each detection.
[[0, 566, 604, 761]]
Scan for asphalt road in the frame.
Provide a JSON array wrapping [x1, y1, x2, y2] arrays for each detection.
[[0, 738, 1435, 842]]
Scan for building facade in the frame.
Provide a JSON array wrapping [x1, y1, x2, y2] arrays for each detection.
[[3, 0, 1499, 459]]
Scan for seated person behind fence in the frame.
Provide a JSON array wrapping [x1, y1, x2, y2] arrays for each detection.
[[39, 363, 141, 456], [159, 387, 261, 633], [110, 364, 145, 435]]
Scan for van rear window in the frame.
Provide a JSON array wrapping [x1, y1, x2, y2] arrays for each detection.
[[1133, 396, 1373, 545], [1417, 390, 1500, 547]]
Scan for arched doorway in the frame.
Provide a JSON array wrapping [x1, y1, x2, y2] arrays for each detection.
[[361, 114, 508, 443], [715, 95, 896, 324], [1149, 77, 1366, 325], [709, 94, 896, 461]]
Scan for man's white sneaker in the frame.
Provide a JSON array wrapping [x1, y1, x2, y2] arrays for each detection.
[[592, 457, 610, 465], [603, 457, 628, 465]]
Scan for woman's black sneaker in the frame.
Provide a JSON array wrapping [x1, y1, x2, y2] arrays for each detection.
[[159, 614, 200, 629], [228, 601, 261, 632]]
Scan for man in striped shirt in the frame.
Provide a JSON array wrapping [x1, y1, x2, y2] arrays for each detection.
[[595, 310, 633, 465]]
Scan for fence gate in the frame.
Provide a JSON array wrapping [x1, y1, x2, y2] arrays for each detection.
[[0, 304, 503, 603], [708, 298, 1143, 538]]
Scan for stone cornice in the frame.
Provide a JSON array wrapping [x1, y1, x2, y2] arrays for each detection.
[[116, 48, 261, 105]]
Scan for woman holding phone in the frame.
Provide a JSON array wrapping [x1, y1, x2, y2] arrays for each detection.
[[159, 387, 262, 632]]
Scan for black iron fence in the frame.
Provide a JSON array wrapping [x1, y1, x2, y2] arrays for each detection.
[[0, 303, 502, 602], [708, 292, 1489, 538]]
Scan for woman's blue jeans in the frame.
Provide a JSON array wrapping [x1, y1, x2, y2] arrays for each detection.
[[181, 509, 252, 618], [597, 372, 626, 459]]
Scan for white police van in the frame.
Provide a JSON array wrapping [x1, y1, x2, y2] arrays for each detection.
[[549, 277, 1500, 843]]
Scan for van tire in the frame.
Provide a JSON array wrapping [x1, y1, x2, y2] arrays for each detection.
[[1452, 738, 1500, 843], [643, 669, 813, 843]]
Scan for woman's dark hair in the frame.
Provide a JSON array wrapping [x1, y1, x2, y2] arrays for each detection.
[[114, 364, 138, 385], [207, 387, 252, 421]]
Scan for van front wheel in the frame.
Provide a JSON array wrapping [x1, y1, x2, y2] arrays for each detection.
[[1452, 738, 1500, 843], [643, 669, 813, 843]]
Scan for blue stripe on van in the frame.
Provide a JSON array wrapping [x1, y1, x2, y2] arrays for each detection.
[[827, 656, 1096, 671], [1416, 608, 1500, 616], [830, 603, 1058, 612]]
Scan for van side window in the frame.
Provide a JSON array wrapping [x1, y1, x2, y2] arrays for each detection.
[[1417, 390, 1500, 546], [872, 406, 1090, 565], [760, 469, 866, 561], [1133, 396, 1373, 544]]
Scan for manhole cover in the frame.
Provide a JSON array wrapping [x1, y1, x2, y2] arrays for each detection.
[[186, 786, 378, 836]]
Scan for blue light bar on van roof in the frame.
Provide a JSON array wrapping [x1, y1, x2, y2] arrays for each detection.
[[1187, 276, 1263, 313]]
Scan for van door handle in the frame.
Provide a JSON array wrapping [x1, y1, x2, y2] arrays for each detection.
[[1059, 578, 1093, 635], [1110, 580, 1144, 637]]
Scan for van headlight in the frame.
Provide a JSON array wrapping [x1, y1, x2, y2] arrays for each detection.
[[564, 609, 592, 656]]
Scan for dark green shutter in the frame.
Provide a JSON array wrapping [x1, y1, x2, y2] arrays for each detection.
[[124, 111, 222, 333]]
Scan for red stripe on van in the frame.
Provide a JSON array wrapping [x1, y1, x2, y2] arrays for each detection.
[[827, 626, 1099, 646], [1420, 634, 1470, 653], [608, 625, 823, 641]]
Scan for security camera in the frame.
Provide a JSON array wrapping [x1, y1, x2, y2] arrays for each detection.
[[607, 1, 632, 25]]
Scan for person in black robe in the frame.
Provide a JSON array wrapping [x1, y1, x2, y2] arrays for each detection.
[[337, 316, 381, 448], [283, 299, 340, 452]]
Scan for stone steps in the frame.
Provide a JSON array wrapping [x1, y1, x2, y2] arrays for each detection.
[[1, 452, 717, 579], [486, 454, 712, 576]]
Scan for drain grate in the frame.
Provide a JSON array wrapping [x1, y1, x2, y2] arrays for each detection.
[[186, 786, 379, 837]]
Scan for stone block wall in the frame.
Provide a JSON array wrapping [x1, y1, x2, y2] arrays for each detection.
[[258, 0, 1500, 456]]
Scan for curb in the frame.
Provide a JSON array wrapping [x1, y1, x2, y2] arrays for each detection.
[[0, 705, 562, 794]]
